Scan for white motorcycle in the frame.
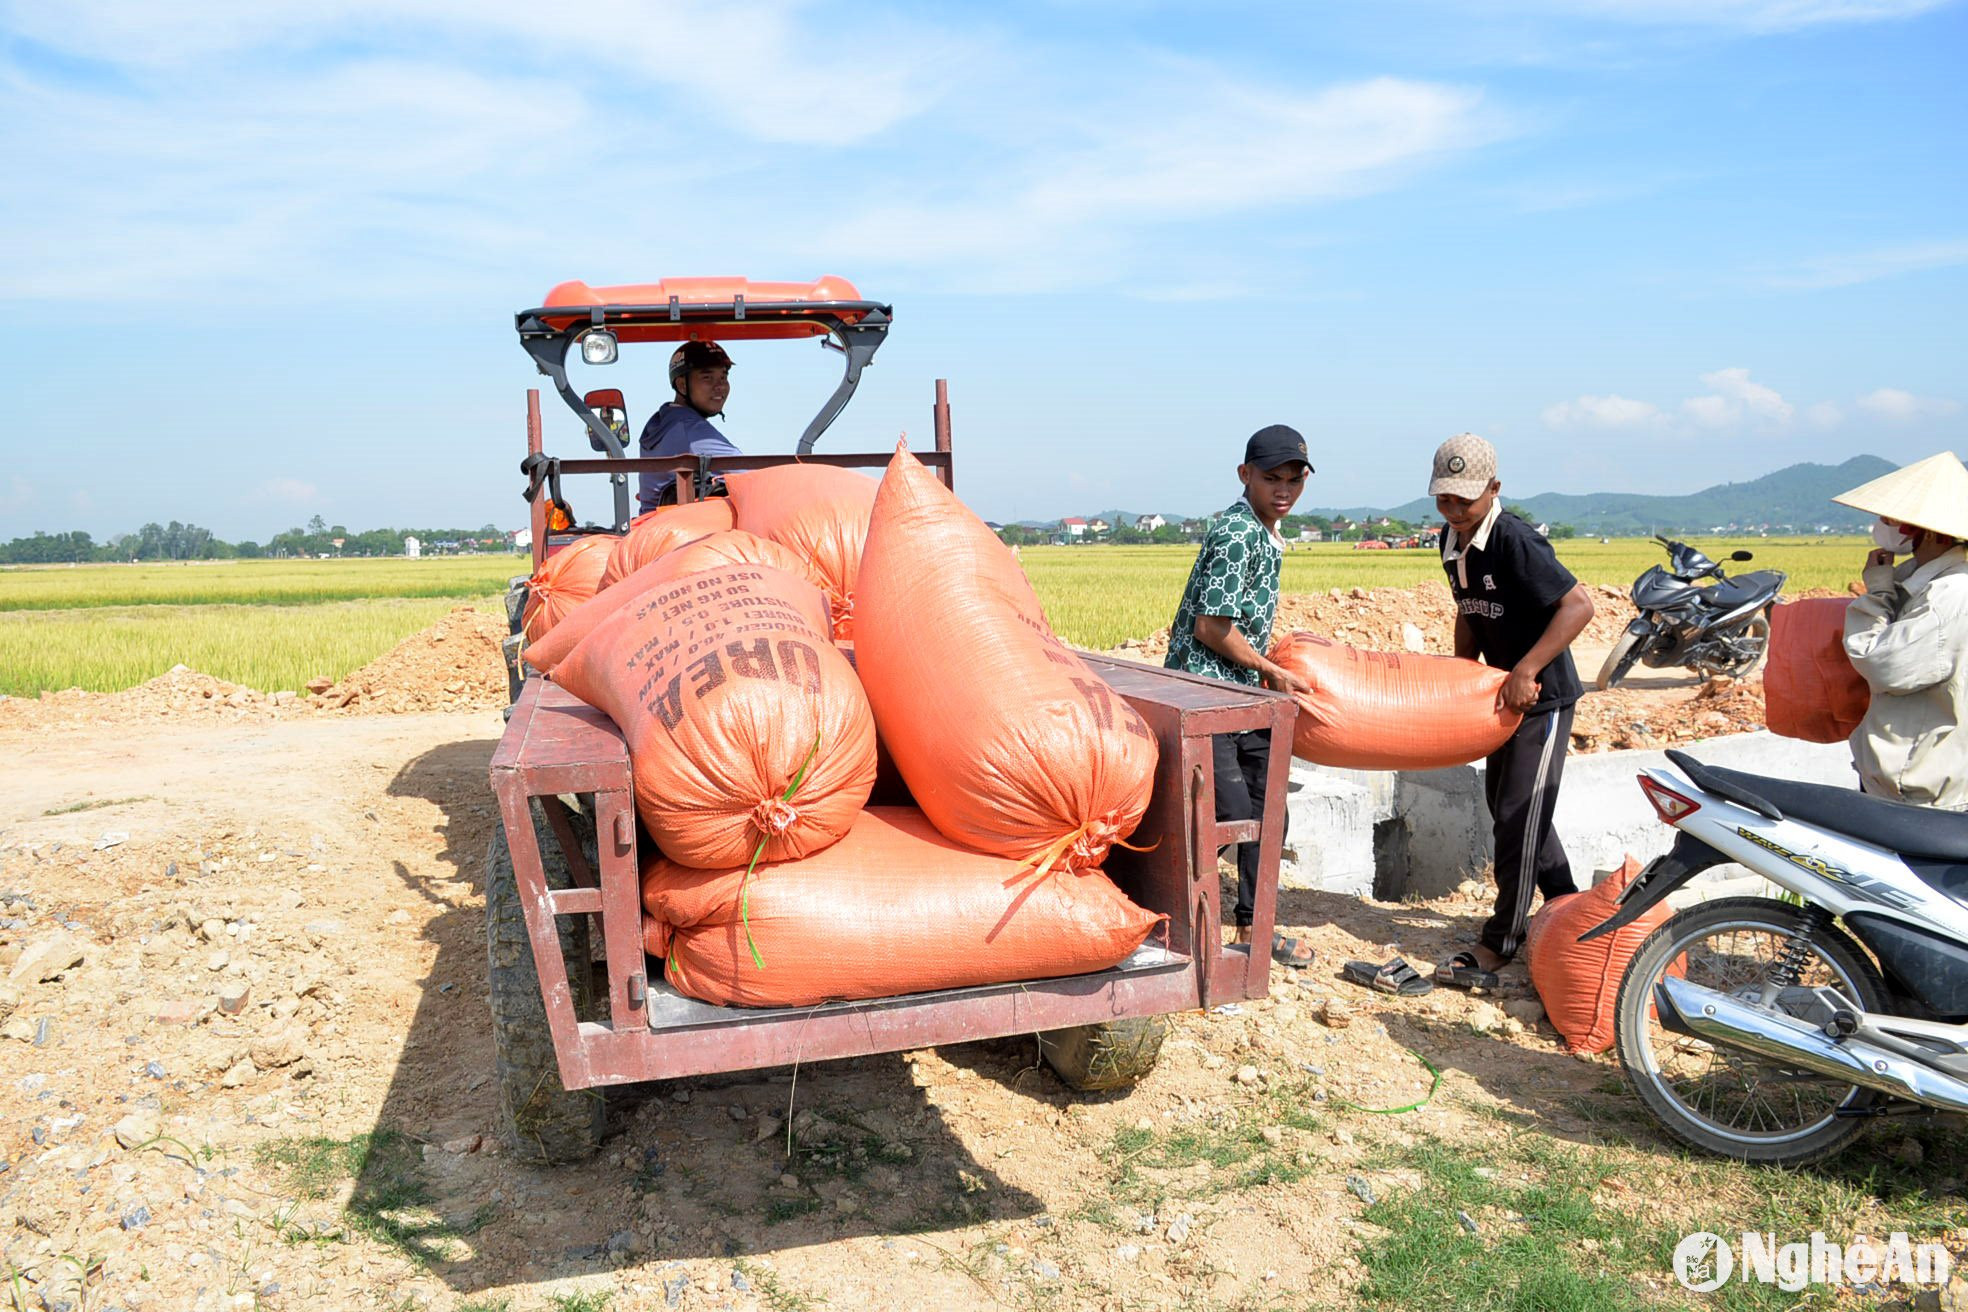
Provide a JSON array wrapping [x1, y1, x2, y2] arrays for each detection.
[[1584, 749, 1968, 1165]]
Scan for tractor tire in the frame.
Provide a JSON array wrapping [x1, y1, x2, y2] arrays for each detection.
[[485, 801, 606, 1164], [1039, 1017, 1168, 1092]]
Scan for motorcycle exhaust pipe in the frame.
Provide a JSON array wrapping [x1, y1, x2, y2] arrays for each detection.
[[1657, 976, 1968, 1114]]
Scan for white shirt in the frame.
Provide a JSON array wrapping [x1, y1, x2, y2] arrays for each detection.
[[1440, 498, 1503, 591]]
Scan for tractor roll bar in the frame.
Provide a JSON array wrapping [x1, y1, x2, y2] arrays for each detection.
[[515, 297, 892, 531]]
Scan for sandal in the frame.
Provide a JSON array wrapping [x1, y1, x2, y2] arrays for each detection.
[[1271, 935, 1317, 970], [1342, 957, 1433, 996], [1434, 951, 1500, 992]]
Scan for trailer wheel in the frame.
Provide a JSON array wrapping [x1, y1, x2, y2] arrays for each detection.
[[1039, 1017, 1168, 1092], [485, 802, 605, 1164]]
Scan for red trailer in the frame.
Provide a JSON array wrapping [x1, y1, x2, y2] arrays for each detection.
[[487, 280, 1292, 1161]]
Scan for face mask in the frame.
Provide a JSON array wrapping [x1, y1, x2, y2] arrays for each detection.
[[1872, 521, 1916, 555]]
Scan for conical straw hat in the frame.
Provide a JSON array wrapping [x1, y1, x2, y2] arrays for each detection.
[[1832, 452, 1968, 540]]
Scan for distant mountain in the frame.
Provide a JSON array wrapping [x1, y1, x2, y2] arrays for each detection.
[[1362, 456, 1893, 534]]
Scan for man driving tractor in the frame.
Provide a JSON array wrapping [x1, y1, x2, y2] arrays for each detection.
[[636, 340, 744, 512]]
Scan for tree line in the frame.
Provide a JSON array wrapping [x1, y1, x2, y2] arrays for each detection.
[[0, 515, 519, 564]]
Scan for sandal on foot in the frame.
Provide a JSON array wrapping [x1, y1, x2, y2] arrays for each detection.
[[1271, 935, 1317, 970], [1434, 951, 1500, 992], [1342, 957, 1433, 996]]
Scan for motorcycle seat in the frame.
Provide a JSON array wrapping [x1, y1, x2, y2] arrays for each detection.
[[1701, 571, 1783, 610], [1666, 751, 1968, 862]]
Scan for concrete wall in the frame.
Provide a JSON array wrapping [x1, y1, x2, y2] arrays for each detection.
[[1277, 731, 1858, 899]]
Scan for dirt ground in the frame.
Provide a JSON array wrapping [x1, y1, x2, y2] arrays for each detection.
[[2, 591, 1955, 1312]]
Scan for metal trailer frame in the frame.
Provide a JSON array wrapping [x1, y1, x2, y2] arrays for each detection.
[[489, 659, 1294, 1089]]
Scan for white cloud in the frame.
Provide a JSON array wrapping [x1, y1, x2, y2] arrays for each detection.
[[805, 74, 1504, 285], [253, 478, 319, 504], [1514, 0, 1949, 31], [1857, 388, 1963, 421], [1805, 401, 1845, 429], [1681, 366, 1794, 430], [1541, 394, 1661, 428], [1766, 238, 1968, 289], [1, 476, 32, 512]]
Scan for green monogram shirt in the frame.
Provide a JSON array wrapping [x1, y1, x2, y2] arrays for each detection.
[[1164, 498, 1282, 687]]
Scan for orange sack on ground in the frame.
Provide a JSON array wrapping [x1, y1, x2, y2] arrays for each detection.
[[519, 533, 614, 643], [1269, 632, 1520, 770], [854, 444, 1157, 872], [1524, 855, 1675, 1055], [549, 561, 876, 868], [640, 807, 1164, 1008], [724, 464, 876, 640], [1765, 597, 1870, 744], [524, 530, 828, 677], [598, 498, 734, 589]]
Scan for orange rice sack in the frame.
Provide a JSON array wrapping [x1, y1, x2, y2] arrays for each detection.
[[519, 533, 614, 643], [1270, 632, 1520, 770], [550, 561, 876, 868], [640, 807, 1164, 1008], [1765, 598, 1869, 744], [724, 464, 877, 640], [1524, 856, 1677, 1055], [853, 444, 1157, 873], [598, 498, 734, 589], [525, 529, 828, 677]]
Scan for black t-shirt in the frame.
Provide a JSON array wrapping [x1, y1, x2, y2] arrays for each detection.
[[1443, 511, 1582, 713]]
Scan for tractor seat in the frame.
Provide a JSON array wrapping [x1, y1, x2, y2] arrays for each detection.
[[1702, 570, 1784, 610], [1666, 751, 1968, 862]]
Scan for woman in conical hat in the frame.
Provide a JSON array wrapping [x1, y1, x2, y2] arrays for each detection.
[[1831, 452, 1968, 809]]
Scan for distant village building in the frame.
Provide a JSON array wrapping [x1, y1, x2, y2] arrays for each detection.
[[403, 535, 421, 559], [1298, 527, 1324, 542], [509, 527, 533, 551], [1087, 518, 1112, 536], [1181, 519, 1207, 537], [1135, 513, 1166, 532], [1060, 517, 1088, 539]]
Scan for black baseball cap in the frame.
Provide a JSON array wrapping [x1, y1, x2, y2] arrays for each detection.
[[669, 340, 734, 386], [1244, 424, 1313, 472]]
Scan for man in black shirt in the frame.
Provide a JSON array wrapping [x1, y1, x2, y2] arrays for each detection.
[[1427, 434, 1596, 990]]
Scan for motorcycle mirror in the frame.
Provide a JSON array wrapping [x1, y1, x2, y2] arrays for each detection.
[[1730, 550, 1753, 562]]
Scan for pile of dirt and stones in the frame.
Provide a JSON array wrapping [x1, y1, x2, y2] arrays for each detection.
[[0, 606, 508, 730], [1102, 581, 1775, 755]]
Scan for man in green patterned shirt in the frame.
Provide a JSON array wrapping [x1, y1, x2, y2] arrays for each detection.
[[1165, 425, 1314, 957]]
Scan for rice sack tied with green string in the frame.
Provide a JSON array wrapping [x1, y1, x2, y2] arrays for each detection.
[[640, 807, 1165, 1008], [549, 561, 876, 868], [854, 444, 1159, 875]]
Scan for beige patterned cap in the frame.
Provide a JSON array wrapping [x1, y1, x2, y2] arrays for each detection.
[[1428, 433, 1497, 499]]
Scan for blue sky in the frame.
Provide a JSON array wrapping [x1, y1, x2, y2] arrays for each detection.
[[1, 0, 1962, 539]]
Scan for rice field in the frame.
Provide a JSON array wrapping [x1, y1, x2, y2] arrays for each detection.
[[0, 555, 522, 612], [0, 598, 499, 697], [1023, 536, 1869, 649], [0, 537, 1866, 696]]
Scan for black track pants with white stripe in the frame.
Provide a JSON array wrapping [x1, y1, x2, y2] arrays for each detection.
[[1478, 703, 1578, 961]]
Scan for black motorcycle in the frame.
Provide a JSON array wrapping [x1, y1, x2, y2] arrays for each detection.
[[1595, 536, 1786, 689]]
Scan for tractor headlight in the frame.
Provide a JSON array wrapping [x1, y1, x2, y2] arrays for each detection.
[[579, 329, 619, 366]]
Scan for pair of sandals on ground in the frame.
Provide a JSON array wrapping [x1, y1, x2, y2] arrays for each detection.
[[1264, 933, 1504, 997]]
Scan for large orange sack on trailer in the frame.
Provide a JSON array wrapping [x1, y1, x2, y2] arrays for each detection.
[[1524, 856, 1678, 1055], [853, 444, 1157, 872], [724, 465, 877, 640], [525, 530, 828, 676], [520, 533, 615, 643], [640, 806, 1164, 1008], [1765, 598, 1870, 744], [598, 498, 734, 589], [550, 561, 877, 868], [1269, 632, 1519, 770]]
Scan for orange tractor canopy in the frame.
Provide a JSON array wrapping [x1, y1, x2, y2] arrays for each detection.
[[514, 277, 892, 531]]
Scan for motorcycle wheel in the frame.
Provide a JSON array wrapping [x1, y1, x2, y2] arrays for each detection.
[[1614, 897, 1884, 1166], [1595, 629, 1646, 690], [1710, 613, 1772, 681]]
